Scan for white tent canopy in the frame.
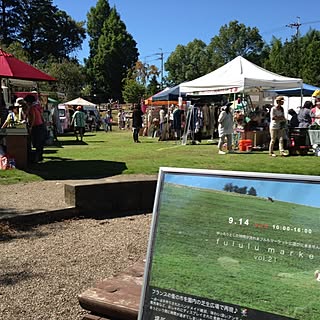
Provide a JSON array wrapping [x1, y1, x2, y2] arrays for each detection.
[[180, 56, 303, 96], [63, 97, 96, 106]]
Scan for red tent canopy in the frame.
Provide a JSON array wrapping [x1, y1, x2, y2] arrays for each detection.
[[0, 48, 56, 81]]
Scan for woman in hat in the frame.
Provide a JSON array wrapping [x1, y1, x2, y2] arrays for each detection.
[[217, 102, 234, 154], [71, 106, 86, 141], [268, 96, 287, 157]]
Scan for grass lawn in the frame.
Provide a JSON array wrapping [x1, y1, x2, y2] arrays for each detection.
[[1, 128, 320, 185]]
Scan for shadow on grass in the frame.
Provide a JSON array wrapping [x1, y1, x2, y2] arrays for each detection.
[[25, 157, 127, 180], [57, 140, 88, 146]]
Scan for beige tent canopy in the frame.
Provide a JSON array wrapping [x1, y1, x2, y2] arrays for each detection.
[[63, 97, 96, 106]]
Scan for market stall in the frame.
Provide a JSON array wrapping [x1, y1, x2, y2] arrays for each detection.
[[180, 56, 303, 149], [0, 48, 56, 168]]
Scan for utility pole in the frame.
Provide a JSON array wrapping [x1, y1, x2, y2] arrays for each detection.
[[158, 48, 164, 89], [144, 49, 165, 89], [286, 17, 301, 37]]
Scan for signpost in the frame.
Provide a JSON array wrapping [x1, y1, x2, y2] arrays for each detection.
[[139, 168, 320, 320]]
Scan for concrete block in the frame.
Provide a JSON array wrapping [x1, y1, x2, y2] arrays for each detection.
[[65, 175, 157, 216]]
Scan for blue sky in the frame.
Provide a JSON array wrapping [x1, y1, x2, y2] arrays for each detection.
[[164, 173, 320, 208], [52, 0, 320, 67]]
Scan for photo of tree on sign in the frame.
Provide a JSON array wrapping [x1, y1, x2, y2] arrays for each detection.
[[144, 173, 320, 320]]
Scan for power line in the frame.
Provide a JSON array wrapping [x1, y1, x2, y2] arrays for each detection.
[[142, 50, 171, 89], [286, 17, 320, 37], [286, 16, 301, 36]]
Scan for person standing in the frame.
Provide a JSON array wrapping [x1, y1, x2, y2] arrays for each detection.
[[104, 110, 113, 132], [297, 101, 312, 128], [132, 104, 143, 143], [71, 106, 86, 141], [173, 105, 183, 141], [1, 104, 19, 128], [159, 106, 165, 136], [217, 103, 234, 154], [269, 96, 287, 157], [24, 94, 47, 162], [50, 104, 62, 142], [311, 99, 320, 125]]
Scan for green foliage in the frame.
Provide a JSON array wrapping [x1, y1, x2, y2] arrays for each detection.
[[223, 183, 256, 196], [165, 21, 265, 84], [0, 0, 20, 45], [122, 78, 145, 104], [132, 61, 160, 86], [1, 41, 30, 61], [85, 1, 138, 101], [264, 30, 320, 86], [86, 0, 111, 57], [165, 39, 211, 84], [207, 20, 265, 65], [44, 58, 86, 100], [146, 75, 160, 97], [0, 0, 85, 63]]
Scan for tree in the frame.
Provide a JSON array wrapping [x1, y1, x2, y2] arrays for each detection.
[[1, 0, 85, 63], [247, 187, 257, 196], [1, 41, 30, 61], [86, 1, 138, 101], [238, 186, 247, 195], [122, 78, 145, 105], [44, 58, 86, 101], [165, 39, 211, 84], [86, 0, 111, 58], [263, 37, 285, 73], [207, 20, 265, 67], [132, 60, 159, 86], [0, 0, 20, 45], [296, 30, 320, 86], [223, 183, 233, 192], [146, 75, 160, 97]]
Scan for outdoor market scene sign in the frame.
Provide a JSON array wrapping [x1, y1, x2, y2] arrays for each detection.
[[138, 168, 320, 320]]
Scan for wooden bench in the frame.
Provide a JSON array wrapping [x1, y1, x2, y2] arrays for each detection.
[[79, 260, 144, 320]]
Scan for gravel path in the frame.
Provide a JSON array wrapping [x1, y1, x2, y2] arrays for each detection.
[[0, 180, 77, 215], [0, 213, 151, 320]]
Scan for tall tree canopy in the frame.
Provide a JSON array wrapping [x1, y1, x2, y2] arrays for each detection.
[[264, 30, 320, 86], [165, 39, 211, 85], [45, 58, 86, 101], [0, 0, 86, 63], [165, 21, 265, 85], [207, 20, 264, 66], [86, 0, 138, 101], [0, 0, 20, 44]]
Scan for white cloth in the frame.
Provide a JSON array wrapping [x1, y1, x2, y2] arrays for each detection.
[[218, 111, 233, 136], [159, 109, 165, 123]]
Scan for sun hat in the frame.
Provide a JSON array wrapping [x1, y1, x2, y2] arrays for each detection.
[[312, 90, 320, 98], [275, 96, 285, 101], [14, 97, 26, 106]]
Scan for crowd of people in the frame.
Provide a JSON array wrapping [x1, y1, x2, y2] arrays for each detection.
[[217, 94, 320, 157], [3, 92, 319, 164]]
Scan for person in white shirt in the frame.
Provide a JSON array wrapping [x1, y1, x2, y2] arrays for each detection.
[[269, 96, 287, 157], [217, 103, 234, 154]]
